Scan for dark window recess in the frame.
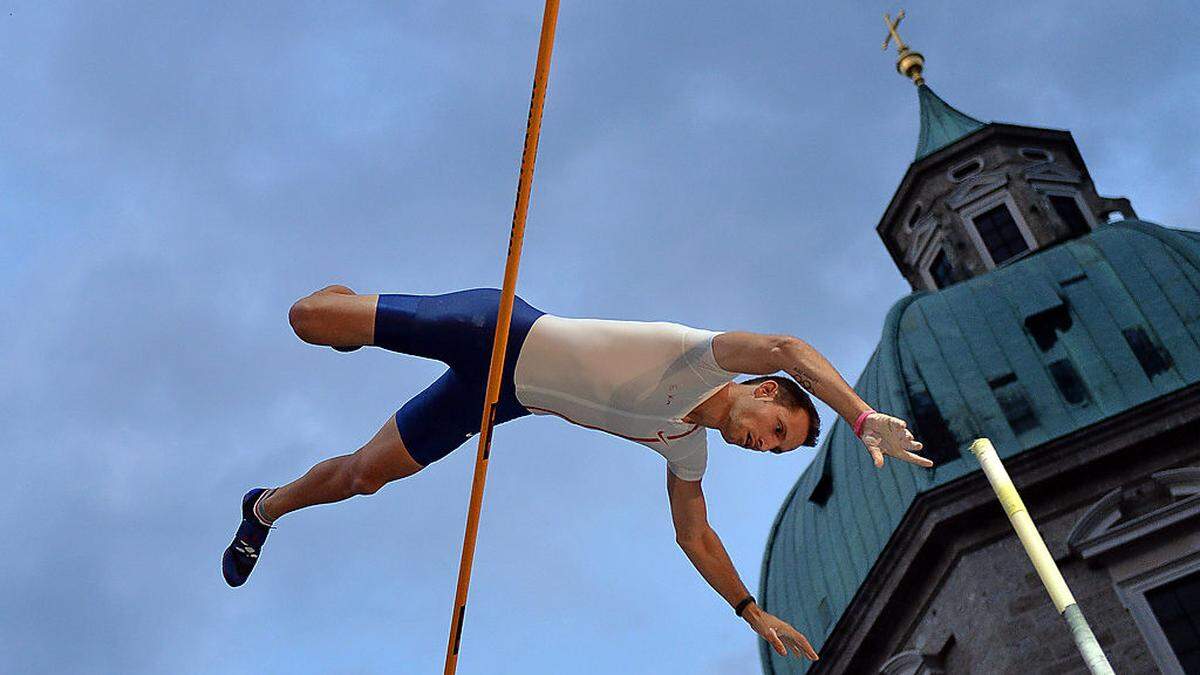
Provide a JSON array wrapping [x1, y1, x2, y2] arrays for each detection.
[[989, 372, 1017, 387], [1145, 570, 1200, 674], [974, 204, 1030, 265], [929, 249, 956, 289], [1123, 327, 1173, 377], [809, 464, 833, 506], [1048, 359, 1089, 405], [1021, 148, 1051, 161], [1024, 302, 1073, 351], [1049, 194, 1090, 237], [910, 389, 959, 464], [989, 374, 1040, 434]]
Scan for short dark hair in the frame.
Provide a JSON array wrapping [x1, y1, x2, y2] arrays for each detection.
[[741, 375, 822, 449]]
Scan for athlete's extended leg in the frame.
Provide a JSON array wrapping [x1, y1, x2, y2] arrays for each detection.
[[258, 416, 423, 522], [289, 286, 546, 366], [221, 416, 423, 587], [222, 287, 543, 586]]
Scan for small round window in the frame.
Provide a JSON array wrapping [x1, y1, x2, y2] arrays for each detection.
[[1020, 148, 1051, 162], [948, 157, 983, 182]]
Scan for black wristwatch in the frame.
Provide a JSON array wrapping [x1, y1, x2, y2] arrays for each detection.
[[734, 595, 756, 617]]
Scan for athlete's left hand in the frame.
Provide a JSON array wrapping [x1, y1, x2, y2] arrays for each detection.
[[858, 412, 933, 468], [746, 609, 819, 661]]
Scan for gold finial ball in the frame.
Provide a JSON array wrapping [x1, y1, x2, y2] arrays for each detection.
[[896, 48, 925, 86]]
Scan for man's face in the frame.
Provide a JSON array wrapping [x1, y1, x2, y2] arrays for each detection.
[[719, 381, 810, 454]]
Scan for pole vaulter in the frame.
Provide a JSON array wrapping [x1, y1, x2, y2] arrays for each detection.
[[222, 1, 929, 667], [443, 1, 561, 672]]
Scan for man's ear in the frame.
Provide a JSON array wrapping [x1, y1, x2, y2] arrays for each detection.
[[754, 379, 778, 399]]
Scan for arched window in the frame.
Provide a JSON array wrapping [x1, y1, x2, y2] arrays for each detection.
[[907, 203, 924, 230], [927, 249, 955, 290], [1048, 194, 1091, 236], [1033, 188, 1095, 237], [1068, 468, 1200, 675]]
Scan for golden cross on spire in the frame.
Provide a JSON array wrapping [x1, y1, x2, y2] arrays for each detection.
[[881, 9, 925, 86], [882, 10, 908, 53]]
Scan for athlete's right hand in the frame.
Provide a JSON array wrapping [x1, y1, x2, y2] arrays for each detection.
[[857, 412, 933, 469], [746, 608, 819, 661]]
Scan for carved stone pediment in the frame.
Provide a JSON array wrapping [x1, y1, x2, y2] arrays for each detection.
[[946, 171, 1009, 209], [1067, 468, 1200, 561], [1023, 160, 1082, 184]]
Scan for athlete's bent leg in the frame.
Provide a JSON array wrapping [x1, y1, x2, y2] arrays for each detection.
[[288, 285, 378, 349], [258, 416, 424, 522]]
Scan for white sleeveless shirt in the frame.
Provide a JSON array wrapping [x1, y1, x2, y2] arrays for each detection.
[[512, 315, 739, 481]]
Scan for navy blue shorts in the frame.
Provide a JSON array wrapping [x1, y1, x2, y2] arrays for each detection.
[[374, 288, 545, 466]]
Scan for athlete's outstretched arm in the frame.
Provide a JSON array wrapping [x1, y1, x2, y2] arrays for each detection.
[[666, 469, 818, 661], [712, 332, 868, 422], [712, 332, 931, 468]]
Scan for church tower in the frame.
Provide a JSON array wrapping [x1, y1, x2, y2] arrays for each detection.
[[876, 14, 1137, 292], [758, 12, 1200, 675]]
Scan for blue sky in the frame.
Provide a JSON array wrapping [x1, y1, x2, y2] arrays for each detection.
[[2, 2, 1197, 673]]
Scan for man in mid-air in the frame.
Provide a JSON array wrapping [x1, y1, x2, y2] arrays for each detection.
[[223, 285, 931, 661]]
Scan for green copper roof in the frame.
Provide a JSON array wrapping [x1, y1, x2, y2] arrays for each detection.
[[915, 84, 986, 160], [759, 220, 1200, 674]]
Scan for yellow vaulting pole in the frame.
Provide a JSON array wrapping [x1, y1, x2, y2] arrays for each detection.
[[443, 2, 560, 673], [969, 439, 1114, 675]]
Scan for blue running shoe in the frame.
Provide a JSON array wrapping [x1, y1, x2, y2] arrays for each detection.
[[222, 488, 273, 587]]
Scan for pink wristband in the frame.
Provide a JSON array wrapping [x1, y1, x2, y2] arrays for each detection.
[[853, 410, 875, 438]]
